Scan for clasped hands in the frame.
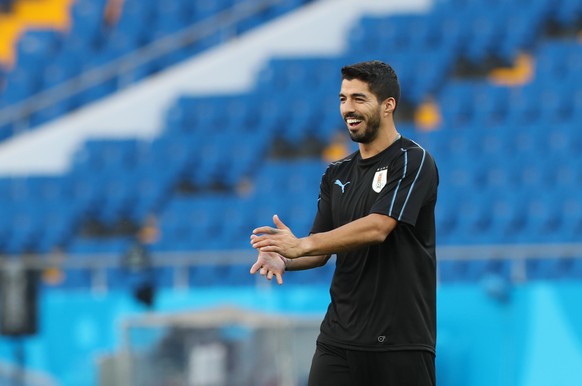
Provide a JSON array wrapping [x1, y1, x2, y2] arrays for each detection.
[[249, 214, 302, 285]]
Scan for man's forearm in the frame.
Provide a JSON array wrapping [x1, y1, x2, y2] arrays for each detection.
[[251, 213, 397, 259], [284, 254, 331, 271], [299, 213, 397, 257]]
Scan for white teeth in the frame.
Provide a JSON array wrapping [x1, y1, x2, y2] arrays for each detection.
[[347, 118, 362, 124]]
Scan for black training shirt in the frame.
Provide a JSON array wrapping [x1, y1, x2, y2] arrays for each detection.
[[311, 136, 438, 353]]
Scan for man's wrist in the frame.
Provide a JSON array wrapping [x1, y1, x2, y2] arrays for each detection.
[[278, 254, 288, 271], [298, 236, 313, 257]]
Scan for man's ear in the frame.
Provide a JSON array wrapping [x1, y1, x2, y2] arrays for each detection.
[[383, 97, 396, 116]]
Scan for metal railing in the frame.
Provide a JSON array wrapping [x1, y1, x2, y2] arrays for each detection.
[[0, 0, 294, 133], [2, 243, 582, 292]]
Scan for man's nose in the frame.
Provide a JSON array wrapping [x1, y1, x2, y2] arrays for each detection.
[[341, 100, 355, 114]]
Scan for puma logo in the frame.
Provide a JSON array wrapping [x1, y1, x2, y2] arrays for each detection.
[[334, 179, 350, 193]]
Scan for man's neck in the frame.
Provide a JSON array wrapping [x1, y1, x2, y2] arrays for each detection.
[[359, 127, 400, 159]]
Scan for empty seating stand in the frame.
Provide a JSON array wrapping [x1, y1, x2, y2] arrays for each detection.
[[0, 0, 316, 138], [0, 0, 581, 287]]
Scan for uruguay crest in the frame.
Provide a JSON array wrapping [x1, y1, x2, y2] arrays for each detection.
[[372, 169, 387, 193]]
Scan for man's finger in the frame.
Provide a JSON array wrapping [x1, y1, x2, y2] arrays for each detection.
[[250, 235, 267, 247], [251, 241, 272, 250], [273, 215, 290, 231], [275, 273, 283, 285], [259, 246, 278, 253], [253, 226, 278, 235], [250, 261, 261, 274], [251, 238, 276, 251]]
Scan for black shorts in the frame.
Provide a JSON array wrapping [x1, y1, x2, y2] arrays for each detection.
[[308, 341, 436, 386]]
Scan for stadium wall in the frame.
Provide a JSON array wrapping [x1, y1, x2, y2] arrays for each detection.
[[1, 282, 581, 386]]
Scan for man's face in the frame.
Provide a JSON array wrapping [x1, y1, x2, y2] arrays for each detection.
[[339, 78, 382, 144]]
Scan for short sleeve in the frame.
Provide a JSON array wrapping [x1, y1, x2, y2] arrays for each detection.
[[371, 147, 437, 226], [310, 167, 334, 234]]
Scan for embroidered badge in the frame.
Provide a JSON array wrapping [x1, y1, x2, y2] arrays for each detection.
[[372, 169, 387, 193]]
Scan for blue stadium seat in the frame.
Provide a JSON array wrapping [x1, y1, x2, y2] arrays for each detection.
[[2, 0, 582, 283], [191, 0, 230, 23], [561, 258, 582, 279], [552, 0, 582, 28], [470, 85, 511, 125], [125, 169, 174, 222], [1, 67, 37, 104], [67, 236, 132, 255], [116, 0, 155, 43], [0, 0, 313, 144], [496, 6, 543, 61], [450, 191, 494, 245], [526, 258, 571, 281], [485, 191, 529, 244], [556, 192, 582, 243], [463, 11, 505, 63], [14, 30, 64, 81], [437, 81, 478, 127], [439, 259, 511, 283], [518, 194, 562, 244]]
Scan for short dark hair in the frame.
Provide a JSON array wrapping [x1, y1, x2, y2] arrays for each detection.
[[341, 60, 400, 108]]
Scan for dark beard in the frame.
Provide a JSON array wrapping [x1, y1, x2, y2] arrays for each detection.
[[348, 110, 381, 144]]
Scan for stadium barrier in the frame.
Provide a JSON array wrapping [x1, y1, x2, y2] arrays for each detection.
[[2, 243, 581, 292]]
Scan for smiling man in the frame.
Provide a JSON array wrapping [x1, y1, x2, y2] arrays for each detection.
[[250, 60, 439, 386]]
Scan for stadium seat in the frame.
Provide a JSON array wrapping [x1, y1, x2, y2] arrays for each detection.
[[1, 0, 581, 282]]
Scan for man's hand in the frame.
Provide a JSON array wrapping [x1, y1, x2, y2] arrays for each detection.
[[250, 251, 286, 285], [250, 215, 305, 259]]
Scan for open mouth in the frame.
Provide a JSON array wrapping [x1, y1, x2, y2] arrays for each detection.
[[346, 117, 363, 129]]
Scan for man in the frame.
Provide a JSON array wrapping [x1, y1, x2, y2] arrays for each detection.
[[250, 60, 439, 385]]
